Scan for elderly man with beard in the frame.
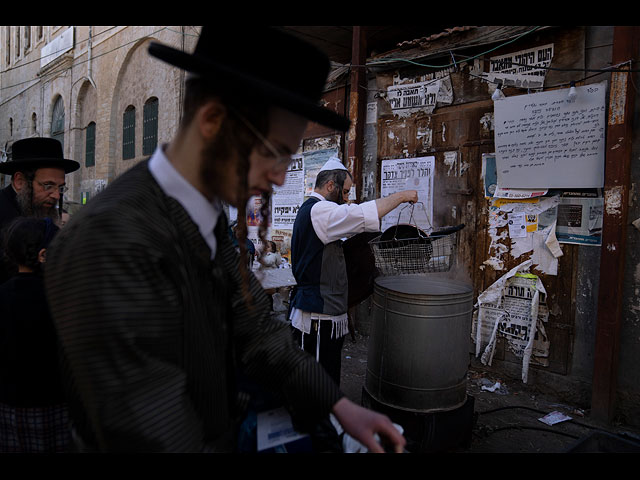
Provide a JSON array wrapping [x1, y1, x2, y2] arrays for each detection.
[[0, 138, 79, 283], [290, 158, 417, 386], [43, 26, 406, 453]]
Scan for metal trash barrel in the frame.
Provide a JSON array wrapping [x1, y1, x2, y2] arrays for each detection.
[[364, 274, 473, 413]]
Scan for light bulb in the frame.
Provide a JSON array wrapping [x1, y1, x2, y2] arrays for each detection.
[[492, 85, 505, 101], [567, 81, 577, 102]]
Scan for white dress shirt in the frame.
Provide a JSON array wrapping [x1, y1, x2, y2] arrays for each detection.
[[291, 191, 380, 347], [148, 145, 222, 259]]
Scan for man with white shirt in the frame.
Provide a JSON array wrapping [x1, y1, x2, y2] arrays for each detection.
[[290, 158, 417, 385], [43, 26, 406, 453]]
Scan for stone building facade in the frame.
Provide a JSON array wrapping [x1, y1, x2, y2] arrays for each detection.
[[0, 26, 199, 206]]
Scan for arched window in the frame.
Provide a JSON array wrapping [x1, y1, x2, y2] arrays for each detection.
[[85, 121, 96, 167], [51, 96, 65, 151], [143, 97, 158, 156], [122, 105, 135, 160]]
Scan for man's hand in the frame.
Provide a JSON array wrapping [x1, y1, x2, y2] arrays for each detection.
[[375, 189, 419, 219], [332, 397, 406, 453], [400, 189, 418, 204]]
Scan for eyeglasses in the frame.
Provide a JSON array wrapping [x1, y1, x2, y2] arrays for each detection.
[[230, 107, 294, 171], [35, 180, 68, 194]]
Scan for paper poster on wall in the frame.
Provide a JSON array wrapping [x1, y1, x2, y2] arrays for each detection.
[[494, 81, 607, 189], [485, 44, 554, 89], [474, 260, 550, 383], [482, 153, 498, 197], [555, 190, 603, 246], [302, 148, 340, 197], [483, 153, 547, 198], [271, 154, 304, 230], [386, 78, 452, 116], [380, 156, 435, 232]]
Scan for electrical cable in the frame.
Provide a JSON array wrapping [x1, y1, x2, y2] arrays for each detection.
[[0, 26, 121, 76], [478, 405, 600, 430], [366, 26, 545, 70], [487, 425, 581, 440]]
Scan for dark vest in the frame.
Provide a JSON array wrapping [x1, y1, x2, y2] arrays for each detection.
[[290, 197, 348, 316]]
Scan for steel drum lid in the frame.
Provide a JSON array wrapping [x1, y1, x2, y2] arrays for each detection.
[[374, 274, 472, 296]]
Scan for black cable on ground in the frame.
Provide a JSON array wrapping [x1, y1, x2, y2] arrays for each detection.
[[488, 425, 580, 440]]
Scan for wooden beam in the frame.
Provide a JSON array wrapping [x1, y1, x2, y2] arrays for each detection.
[[591, 26, 640, 424], [347, 26, 367, 202]]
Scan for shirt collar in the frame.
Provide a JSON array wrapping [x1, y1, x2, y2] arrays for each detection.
[[148, 145, 222, 240], [309, 191, 326, 201]]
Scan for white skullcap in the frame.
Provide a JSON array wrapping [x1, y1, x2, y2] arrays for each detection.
[[319, 157, 347, 173]]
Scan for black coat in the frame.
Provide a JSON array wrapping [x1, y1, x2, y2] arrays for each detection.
[[0, 272, 66, 407], [0, 185, 21, 283], [0, 184, 20, 229], [44, 160, 343, 452]]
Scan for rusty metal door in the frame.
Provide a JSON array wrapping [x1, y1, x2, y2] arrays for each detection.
[[377, 98, 573, 376]]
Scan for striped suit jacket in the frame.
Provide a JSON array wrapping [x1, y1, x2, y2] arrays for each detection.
[[44, 160, 342, 452]]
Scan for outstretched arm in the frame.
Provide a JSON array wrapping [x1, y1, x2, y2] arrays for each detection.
[[332, 397, 406, 453], [374, 190, 418, 219]]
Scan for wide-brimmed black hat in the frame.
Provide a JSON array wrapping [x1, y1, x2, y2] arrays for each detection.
[[0, 137, 80, 175], [148, 26, 350, 132]]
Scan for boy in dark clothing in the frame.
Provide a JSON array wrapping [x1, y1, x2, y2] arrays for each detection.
[[0, 217, 70, 453]]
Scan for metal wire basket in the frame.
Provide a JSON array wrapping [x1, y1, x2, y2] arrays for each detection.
[[368, 203, 463, 275]]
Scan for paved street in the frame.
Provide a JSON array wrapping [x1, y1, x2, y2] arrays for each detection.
[[340, 332, 640, 454]]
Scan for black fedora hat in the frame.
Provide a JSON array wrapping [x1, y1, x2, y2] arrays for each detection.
[[0, 137, 80, 175], [148, 26, 350, 132]]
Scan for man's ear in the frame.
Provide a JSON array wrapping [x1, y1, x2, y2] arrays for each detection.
[[38, 248, 47, 264], [12, 171, 27, 192], [198, 98, 227, 141]]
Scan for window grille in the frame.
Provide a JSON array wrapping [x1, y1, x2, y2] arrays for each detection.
[[143, 97, 158, 156], [51, 96, 65, 151], [85, 122, 96, 167], [122, 106, 135, 160]]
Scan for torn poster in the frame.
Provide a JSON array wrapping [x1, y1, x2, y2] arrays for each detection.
[[485, 196, 562, 275], [474, 260, 550, 383], [387, 77, 453, 116]]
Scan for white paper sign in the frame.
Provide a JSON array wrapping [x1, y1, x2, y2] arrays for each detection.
[[271, 155, 304, 229], [387, 80, 440, 114], [494, 81, 607, 189], [380, 156, 435, 232], [508, 212, 527, 238], [257, 407, 309, 451], [486, 44, 554, 89]]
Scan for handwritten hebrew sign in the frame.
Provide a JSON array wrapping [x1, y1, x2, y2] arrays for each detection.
[[494, 81, 606, 189]]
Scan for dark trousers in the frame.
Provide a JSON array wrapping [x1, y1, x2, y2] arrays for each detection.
[[292, 321, 345, 386]]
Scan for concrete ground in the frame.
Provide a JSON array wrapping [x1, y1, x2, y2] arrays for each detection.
[[340, 332, 640, 454]]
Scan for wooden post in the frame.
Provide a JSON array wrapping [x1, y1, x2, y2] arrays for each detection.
[[347, 26, 367, 203], [590, 26, 639, 423]]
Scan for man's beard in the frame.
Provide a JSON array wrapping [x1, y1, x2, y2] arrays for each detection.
[[199, 122, 252, 209], [16, 185, 59, 220], [327, 184, 344, 204]]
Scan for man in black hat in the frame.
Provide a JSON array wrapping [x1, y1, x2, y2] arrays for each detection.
[[0, 137, 79, 282], [44, 26, 406, 453]]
